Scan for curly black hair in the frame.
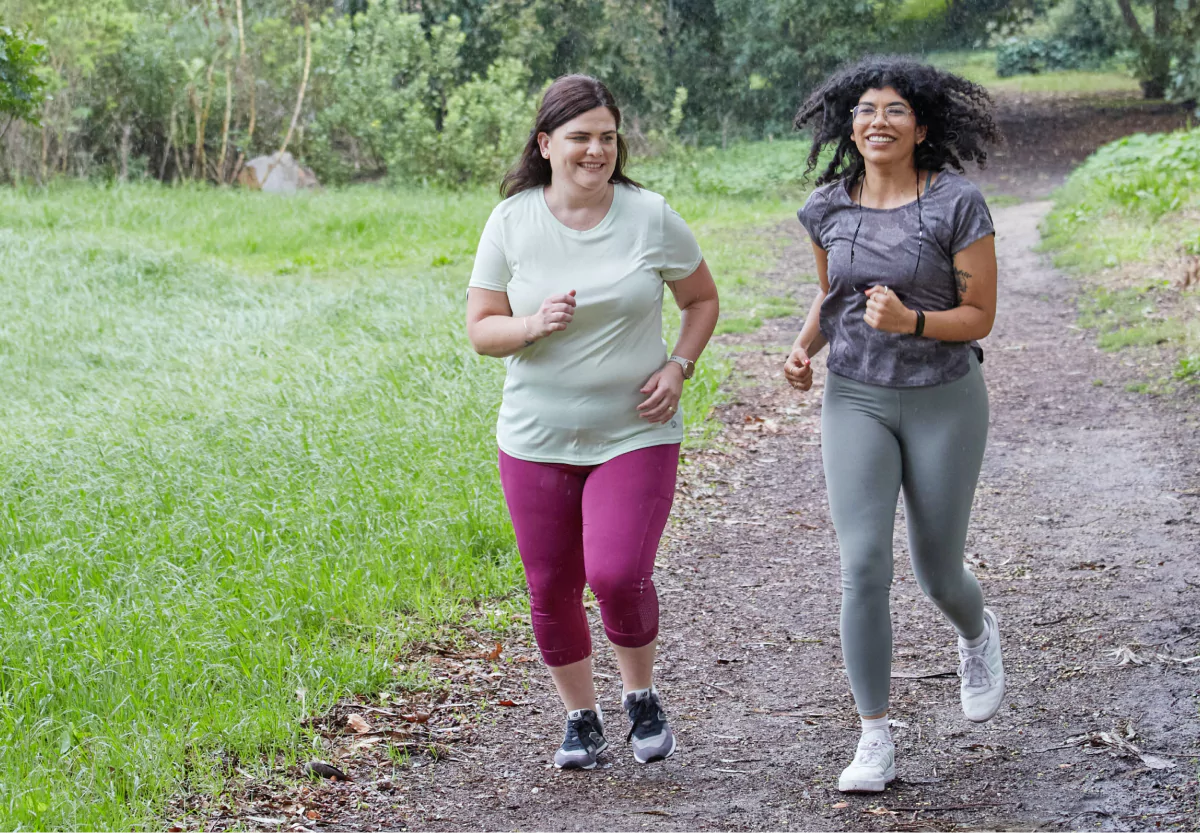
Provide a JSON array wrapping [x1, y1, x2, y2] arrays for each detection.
[[794, 55, 1002, 185]]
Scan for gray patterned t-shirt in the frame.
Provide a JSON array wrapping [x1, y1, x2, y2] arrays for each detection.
[[797, 170, 994, 388]]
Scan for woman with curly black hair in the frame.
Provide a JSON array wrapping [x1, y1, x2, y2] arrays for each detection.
[[783, 56, 1005, 793]]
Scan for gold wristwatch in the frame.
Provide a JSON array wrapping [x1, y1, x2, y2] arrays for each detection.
[[667, 355, 695, 380]]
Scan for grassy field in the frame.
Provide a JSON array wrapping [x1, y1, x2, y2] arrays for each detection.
[[929, 50, 1141, 96], [0, 141, 818, 829], [1041, 127, 1200, 388]]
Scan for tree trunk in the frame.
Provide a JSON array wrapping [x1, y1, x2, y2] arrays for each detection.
[[119, 122, 132, 181], [232, 0, 257, 183], [264, 11, 312, 185], [172, 104, 187, 182], [39, 122, 48, 184], [1115, 0, 1172, 99], [161, 102, 177, 181], [197, 59, 217, 180], [217, 62, 234, 183]]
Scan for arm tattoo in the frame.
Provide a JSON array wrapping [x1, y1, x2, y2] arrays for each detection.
[[954, 267, 972, 298]]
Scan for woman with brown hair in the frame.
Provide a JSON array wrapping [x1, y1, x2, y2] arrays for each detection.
[[465, 75, 720, 770]]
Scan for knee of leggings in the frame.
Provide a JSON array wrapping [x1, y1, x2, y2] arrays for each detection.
[[586, 567, 649, 608], [840, 549, 893, 599], [526, 576, 585, 613], [916, 570, 966, 607]]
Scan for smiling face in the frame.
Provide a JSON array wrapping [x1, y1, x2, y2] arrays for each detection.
[[538, 106, 618, 193], [851, 86, 927, 167]]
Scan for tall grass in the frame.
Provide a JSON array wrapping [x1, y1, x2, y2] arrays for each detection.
[[0, 142, 817, 829]]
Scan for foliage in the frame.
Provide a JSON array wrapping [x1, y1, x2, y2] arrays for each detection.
[[0, 0, 914, 183], [995, 0, 1133, 76], [0, 25, 47, 135], [1043, 127, 1200, 388], [435, 58, 537, 186], [1052, 128, 1200, 219]]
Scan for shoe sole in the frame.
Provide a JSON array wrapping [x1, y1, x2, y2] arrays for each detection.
[[554, 739, 609, 770], [632, 734, 676, 765], [838, 764, 896, 793]]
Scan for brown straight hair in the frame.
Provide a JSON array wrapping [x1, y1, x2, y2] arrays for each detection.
[[501, 74, 641, 198]]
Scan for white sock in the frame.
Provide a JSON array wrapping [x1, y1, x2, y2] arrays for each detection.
[[961, 627, 988, 649], [624, 685, 654, 699], [860, 715, 890, 739]]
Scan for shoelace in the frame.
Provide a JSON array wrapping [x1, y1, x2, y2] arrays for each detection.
[[959, 653, 992, 688], [854, 737, 891, 766], [565, 715, 598, 751], [625, 696, 661, 742]]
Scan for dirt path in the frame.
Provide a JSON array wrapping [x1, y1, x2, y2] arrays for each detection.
[[338, 199, 1198, 833], [190, 96, 1199, 832]]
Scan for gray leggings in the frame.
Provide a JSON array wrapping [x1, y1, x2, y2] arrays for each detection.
[[821, 354, 988, 717]]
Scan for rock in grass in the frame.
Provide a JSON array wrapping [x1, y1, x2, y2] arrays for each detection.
[[303, 761, 351, 781]]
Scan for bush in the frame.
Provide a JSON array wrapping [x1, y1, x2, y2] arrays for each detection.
[[0, 25, 47, 130], [432, 58, 537, 187], [1061, 128, 1200, 218], [995, 0, 1130, 77]]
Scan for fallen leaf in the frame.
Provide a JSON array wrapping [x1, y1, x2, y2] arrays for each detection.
[[865, 807, 898, 816], [246, 816, 286, 826], [346, 714, 373, 733], [498, 699, 518, 707], [401, 712, 431, 723], [349, 736, 386, 751], [832, 801, 849, 809], [305, 810, 320, 821], [303, 761, 351, 781], [486, 643, 503, 661], [1138, 753, 1177, 770]]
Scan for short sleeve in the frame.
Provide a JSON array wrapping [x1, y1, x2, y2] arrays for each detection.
[[950, 185, 995, 254], [468, 207, 512, 292], [657, 201, 704, 281], [797, 187, 831, 249]]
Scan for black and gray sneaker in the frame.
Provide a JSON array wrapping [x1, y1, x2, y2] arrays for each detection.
[[623, 688, 676, 764], [553, 708, 608, 770]]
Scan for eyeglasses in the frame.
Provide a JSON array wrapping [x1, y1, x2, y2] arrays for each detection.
[[851, 104, 915, 124]]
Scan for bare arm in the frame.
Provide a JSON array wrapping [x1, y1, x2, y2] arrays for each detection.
[[863, 233, 997, 341], [665, 259, 720, 363], [638, 259, 720, 423], [465, 287, 576, 358], [783, 241, 830, 391]]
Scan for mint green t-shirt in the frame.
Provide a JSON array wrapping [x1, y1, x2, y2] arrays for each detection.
[[468, 184, 703, 465]]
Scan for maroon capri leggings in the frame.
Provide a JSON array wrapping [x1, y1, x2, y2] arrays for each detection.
[[498, 443, 680, 667]]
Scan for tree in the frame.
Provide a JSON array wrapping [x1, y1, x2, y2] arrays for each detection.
[[0, 26, 47, 142], [1114, 0, 1198, 99]]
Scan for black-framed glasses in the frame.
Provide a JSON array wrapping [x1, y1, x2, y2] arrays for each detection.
[[851, 104, 915, 124]]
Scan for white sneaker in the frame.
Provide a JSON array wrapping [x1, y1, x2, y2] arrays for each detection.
[[837, 732, 895, 793], [959, 607, 1005, 722]]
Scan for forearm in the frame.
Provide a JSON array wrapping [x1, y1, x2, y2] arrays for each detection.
[[912, 304, 994, 343], [794, 290, 828, 356], [468, 314, 536, 358], [670, 297, 720, 361]]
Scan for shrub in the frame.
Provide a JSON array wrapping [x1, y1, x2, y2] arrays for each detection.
[[1061, 128, 1200, 218], [431, 58, 537, 187]]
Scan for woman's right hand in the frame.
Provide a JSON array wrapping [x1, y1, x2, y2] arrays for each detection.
[[526, 290, 577, 339], [783, 346, 813, 391]]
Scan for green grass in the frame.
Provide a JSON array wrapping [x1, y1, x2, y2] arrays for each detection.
[[0, 142, 815, 829], [928, 50, 1140, 95], [1042, 127, 1200, 384]]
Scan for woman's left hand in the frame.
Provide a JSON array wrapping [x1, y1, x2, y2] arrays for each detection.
[[637, 364, 683, 424], [864, 285, 917, 334]]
